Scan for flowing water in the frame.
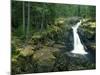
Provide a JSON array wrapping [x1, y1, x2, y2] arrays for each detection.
[[71, 20, 87, 54]]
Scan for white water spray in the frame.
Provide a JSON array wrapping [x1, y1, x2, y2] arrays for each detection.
[[71, 20, 87, 54]]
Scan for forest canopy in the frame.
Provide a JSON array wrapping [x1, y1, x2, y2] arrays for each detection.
[[12, 1, 95, 39]]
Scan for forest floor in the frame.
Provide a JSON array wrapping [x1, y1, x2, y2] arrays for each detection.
[[12, 40, 96, 74]]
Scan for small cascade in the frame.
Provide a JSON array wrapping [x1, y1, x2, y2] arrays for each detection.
[[71, 20, 87, 54]]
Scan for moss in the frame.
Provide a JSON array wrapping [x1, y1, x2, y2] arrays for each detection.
[[32, 47, 56, 61], [20, 45, 34, 57], [32, 47, 57, 72]]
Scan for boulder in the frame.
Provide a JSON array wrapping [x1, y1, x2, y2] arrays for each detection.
[[20, 45, 34, 57], [32, 47, 56, 72]]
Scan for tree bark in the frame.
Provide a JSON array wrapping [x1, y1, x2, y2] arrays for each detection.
[[23, 2, 25, 35], [26, 2, 30, 40]]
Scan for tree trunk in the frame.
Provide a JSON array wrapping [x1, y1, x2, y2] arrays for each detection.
[[23, 2, 25, 35], [26, 2, 30, 40], [77, 6, 80, 17], [40, 4, 46, 31]]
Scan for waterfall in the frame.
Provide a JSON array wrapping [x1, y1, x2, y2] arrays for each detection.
[[71, 20, 87, 54]]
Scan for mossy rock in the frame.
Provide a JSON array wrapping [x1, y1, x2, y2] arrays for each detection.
[[12, 56, 18, 64], [32, 47, 56, 72], [33, 47, 56, 61], [20, 45, 34, 57], [86, 43, 96, 51], [49, 47, 61, 57]]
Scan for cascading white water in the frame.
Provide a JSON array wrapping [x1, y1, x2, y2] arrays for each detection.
[[71, 20, 87, 54]]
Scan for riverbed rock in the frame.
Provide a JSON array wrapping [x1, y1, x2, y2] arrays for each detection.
[[65, 52, 96, 70]]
